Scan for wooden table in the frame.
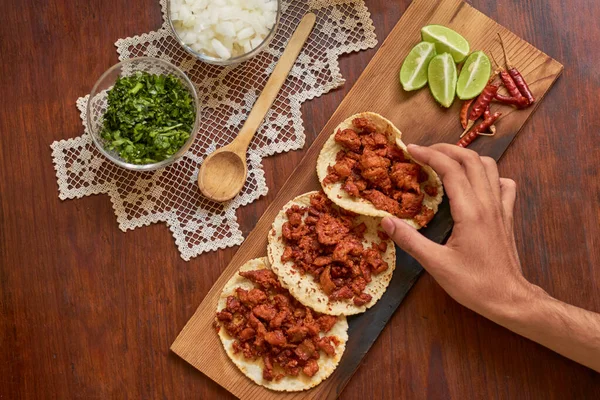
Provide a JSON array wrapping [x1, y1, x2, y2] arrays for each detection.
[[1, 0, 598, 398]]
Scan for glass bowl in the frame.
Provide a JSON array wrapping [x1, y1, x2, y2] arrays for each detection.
[[87, 57, 200, 171], [167, 0, 281, 66]]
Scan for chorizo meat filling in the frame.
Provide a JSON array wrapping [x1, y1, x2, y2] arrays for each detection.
[[280, 191, 390, 307], [216, 268, 342, 382], [323, 117, 437, 226]]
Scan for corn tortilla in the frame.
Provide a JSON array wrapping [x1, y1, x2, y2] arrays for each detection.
[[316, 112, 443, 229], [216, 257, 349, 392], [267, 192, 396, 316]]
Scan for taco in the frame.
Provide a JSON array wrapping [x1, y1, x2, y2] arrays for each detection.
[[215, 257, 348, 392], [267, 191, 396, 316], [316, 112, 443, 229]]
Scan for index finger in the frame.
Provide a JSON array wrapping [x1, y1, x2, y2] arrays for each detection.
[[407, 144, 478, 222]]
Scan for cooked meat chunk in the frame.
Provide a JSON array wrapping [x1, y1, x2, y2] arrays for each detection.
[[334, 128, 361, 152], [316, 337, 337, 356], [262, 355, 274, 381], [319, 266, 336, 295], [351, 222, 367, 238], [359, 149, 392, 192], [387, 145, 407, 162], [287, 211, 303, 227], [352, 117, 376, 133], [362, 189, 402, 216], [350, 277, 367, 295], [216, 311, 233, 322], [286, 325, 309, 343], [342, 177, 360, 197], [264, 330, 287, 347], [331, 157, 356, 179], [390, 162, 421, 193], [226, 296, 242, 313], [332, 238, 363, 264], [330, 286, 354, 300], [398, 192, 425, 218], [269, 310, 289, 329], [309, 191, 331, 213], [247, 288, 267, 305], [378, 241, 387, 252], [239, 269, 280, 290], [295, 339, 316, 361], [424, 185, 438, 197], [236, 287, 250, 305], [414, 206, 435, 227], [302, 359, 319, 377], [363, 247, 388, 274], [238, 327, 256, 341], [253, 304, 278, 321], [316, 315, 338, 332], [353, 292, 372, 306], [313, 256, 332, 267], [361, 132, 388, 150], [281, 246, 293, 262], [315, 214, 349, 245]]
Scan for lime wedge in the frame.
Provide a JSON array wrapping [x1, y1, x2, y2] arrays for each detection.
[[457, 51, 491, 99], [421, 25, 470, 63], [400, 42, 437, 91], [428, 53, 457, 108]]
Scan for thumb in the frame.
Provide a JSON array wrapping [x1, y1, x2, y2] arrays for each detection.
[[381, 217, 442, 266]]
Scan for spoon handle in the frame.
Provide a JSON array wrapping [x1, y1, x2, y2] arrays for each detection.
[[231, 13, 317, 153]]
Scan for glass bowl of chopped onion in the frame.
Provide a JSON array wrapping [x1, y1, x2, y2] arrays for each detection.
[[87, 57, 200, 171], [167, 0, 281, 65]]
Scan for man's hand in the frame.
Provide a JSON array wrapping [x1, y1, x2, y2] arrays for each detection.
[[381, 143, 538, 319], [381, 144, 600, 372]]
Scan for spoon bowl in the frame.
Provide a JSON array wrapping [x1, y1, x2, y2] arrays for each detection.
[[198, 149, 247, 202]]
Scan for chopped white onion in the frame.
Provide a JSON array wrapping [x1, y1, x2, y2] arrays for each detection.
[[170, 0, 278, 61]]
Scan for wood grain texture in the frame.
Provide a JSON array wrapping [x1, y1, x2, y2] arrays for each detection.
[[1, 0, 599, 400], [170, 1, 565, 398]]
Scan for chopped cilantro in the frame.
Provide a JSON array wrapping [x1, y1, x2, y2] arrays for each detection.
[[100, 71, 196, 165]]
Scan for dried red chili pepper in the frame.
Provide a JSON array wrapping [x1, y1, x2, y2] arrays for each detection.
[[469, 83, 499, 121], [491, 52, 523, 100], [491, 52, 529, 108], [495, 93, 529, 108], [460, 99, 474, 129], [498, 33, 535, 105], [457, 111, 502, 148], [461, 83, 499, 137]]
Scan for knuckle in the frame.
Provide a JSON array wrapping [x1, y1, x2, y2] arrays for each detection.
[[463, 149, 481, 165], [439, 160, 462, 179], [480, 156, 496, 168]]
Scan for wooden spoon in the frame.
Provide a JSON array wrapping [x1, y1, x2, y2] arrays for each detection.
[[198, 13, 317, 202]]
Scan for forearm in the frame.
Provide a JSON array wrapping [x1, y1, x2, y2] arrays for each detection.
[[489, 284, 600, 372]]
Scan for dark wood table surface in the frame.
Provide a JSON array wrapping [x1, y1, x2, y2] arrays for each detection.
[[1, 0, 599, 399]]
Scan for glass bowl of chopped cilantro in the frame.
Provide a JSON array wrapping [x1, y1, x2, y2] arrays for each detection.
[[87, 57, 199, 170]]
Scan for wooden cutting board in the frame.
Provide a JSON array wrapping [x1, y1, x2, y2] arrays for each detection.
[[171, 0, 563, 398]]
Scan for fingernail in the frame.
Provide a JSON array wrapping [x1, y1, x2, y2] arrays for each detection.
[[381, 217, 396, 235], [407, 144, 420, 150]]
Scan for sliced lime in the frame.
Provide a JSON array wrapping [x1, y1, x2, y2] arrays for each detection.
[[457, 51, 491, 99], [428, 53, 457, 108], [400, 42, 437, 91], [421, 25, 470, 63]]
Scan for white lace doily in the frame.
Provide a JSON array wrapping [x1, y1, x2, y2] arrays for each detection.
[[51, 0, 377, 260]]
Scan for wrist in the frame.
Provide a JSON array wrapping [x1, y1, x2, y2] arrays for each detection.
[[480, 278, 549, 327]]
